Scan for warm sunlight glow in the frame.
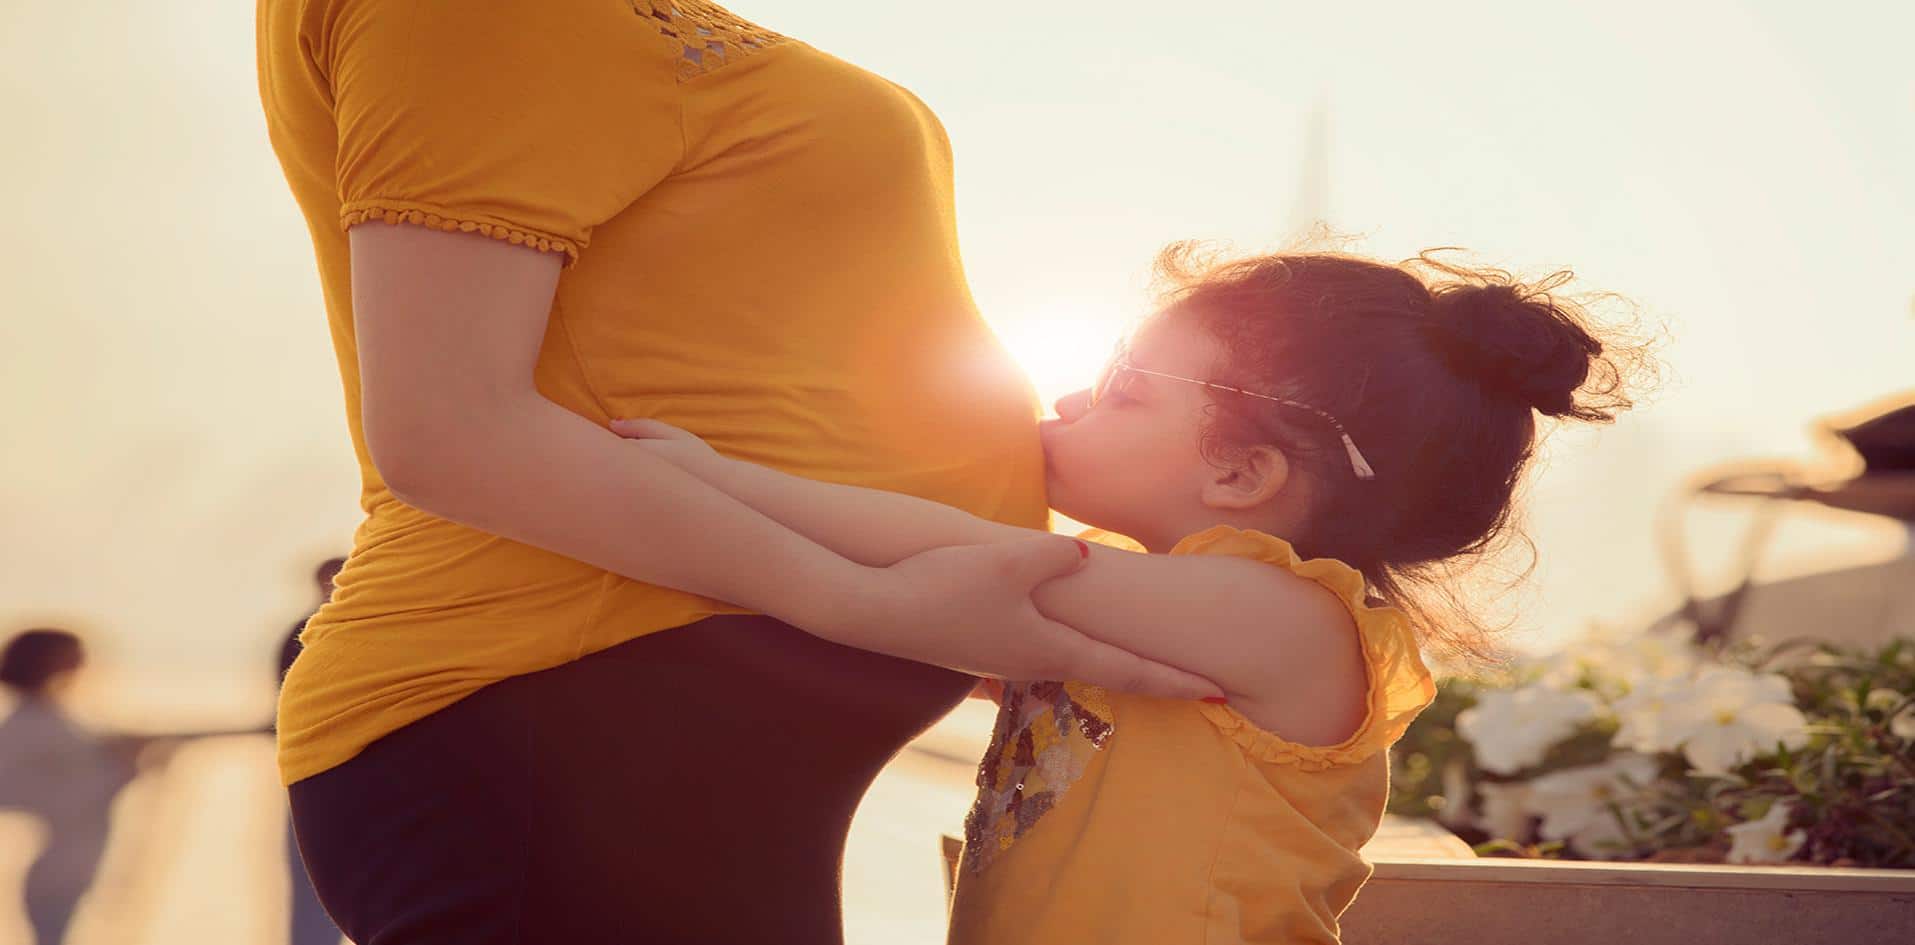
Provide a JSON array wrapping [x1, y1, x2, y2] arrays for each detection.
[[988, 303, 1127, 413]]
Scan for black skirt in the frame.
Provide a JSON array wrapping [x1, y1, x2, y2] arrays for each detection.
[[288, 613, 972, 945]]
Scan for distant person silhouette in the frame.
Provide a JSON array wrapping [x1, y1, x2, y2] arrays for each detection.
[[279, 558, 345, 945], [0, 629, 135, 945]]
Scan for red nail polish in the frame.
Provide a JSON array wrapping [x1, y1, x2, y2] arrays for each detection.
[[1201, 696, 1229, 705], [1074, 539, 1091, 560]]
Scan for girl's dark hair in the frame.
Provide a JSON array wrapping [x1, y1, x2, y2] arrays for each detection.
[[0, 628, 86, 696], [1153, 243, 1657, 665]]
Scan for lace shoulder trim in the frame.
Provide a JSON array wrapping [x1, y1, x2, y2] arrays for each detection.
[[632, 0, 791, 82]]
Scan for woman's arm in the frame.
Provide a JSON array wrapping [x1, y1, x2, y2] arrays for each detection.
[[609, 419, 1360, 704], [603, 419, 1020, 566], [350, 225, 1219, 699], [356, 227, 872, 625]]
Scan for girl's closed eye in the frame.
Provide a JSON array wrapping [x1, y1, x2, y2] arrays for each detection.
[[1102, 371, 1145, 405]]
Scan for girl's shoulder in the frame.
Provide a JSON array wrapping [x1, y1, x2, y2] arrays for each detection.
[[1167, 526, 1438, 769]]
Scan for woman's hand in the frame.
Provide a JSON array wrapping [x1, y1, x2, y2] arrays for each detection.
[[838, 535, 1223, 701]]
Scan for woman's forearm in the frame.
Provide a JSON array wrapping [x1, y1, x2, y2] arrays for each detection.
[[662, 448, 1035, 567], [384, 394, 887, 635]]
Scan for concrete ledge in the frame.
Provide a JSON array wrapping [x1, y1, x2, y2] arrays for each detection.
[[1345, 857, 1915, 945]]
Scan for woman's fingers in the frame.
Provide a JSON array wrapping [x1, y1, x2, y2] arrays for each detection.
[[998, 533, 1090, 586], [609, 418, 721, 467], [608, 418, 690, 440]]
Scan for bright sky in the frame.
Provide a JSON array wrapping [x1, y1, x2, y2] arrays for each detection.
[[1, 1, 1909, 727]]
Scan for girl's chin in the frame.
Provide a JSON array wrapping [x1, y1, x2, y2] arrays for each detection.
[[1041, 467, 1070, 509], [1043, 462, 1100, 528], [1043, 492, 1094, 533]]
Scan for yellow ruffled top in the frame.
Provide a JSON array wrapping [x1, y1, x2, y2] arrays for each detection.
[[948, 526, 1436, 945]]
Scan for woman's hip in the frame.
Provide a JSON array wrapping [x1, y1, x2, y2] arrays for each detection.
[[289, 613, 971, 944]]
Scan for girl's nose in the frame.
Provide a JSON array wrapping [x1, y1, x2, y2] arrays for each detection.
[[1053, 388, 1092, 422]]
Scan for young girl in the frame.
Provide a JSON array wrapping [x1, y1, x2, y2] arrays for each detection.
[[611, 245, 1645, 943]]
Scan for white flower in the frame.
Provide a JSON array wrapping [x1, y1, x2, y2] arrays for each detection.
[[1865, 689, 1915, 740], [1619, 628, 1702, 683], [1474, 781, 1534, 841], [1558, 809, 1634, 858], [1725, 801, 1806, 864], [1610, 675, 1694, 754], [1662, 667, 1810, 775], [1456, 685, 1603, 775], [1526, 754, 1658, 858], [1536, 625, 1699, 698], [1534, 646, 1620, 694]]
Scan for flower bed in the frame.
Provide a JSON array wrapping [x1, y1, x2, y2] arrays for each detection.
[[1388, 631, 1915, 867]]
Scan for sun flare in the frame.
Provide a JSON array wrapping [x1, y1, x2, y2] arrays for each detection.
[[988, 303, 1128, 413]]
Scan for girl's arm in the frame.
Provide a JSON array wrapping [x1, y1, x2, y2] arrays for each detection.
[[611, 419, 1362, 708], [349, 225, 1219, 700]]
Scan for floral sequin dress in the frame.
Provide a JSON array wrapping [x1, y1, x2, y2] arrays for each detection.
[[964, 679, 1114, 873]]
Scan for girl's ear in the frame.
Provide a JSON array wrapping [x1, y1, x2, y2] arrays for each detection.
[[1200, 446, 1291, 511]]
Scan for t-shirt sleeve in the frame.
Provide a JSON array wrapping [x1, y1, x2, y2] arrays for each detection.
[[321, 0, 683, 262], [1174, 526, 1439, 770]]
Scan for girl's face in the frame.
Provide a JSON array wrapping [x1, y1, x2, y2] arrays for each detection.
[[1040, 317, 1245, 551]]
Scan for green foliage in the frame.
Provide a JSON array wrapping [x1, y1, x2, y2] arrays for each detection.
[[1388, 637, 1915, 867]]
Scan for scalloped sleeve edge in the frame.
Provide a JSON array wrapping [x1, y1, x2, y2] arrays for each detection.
[[1175, 526, 1438, 770], [340, 200, 582, 265]]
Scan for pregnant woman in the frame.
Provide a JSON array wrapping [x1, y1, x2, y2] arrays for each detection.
[[256, 1, 1214, 943]]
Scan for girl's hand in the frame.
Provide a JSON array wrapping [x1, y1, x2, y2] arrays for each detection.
[[609, 418, 721, 468], [968, 677, 1007, 703], [845, 536, 1223, 701]]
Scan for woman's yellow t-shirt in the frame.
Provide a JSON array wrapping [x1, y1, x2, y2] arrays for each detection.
[[257, 0, 1048, 785], [949, 527, 1437, 945]]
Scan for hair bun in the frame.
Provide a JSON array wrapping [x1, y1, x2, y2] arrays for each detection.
[[1425, 282, 1604, 418]]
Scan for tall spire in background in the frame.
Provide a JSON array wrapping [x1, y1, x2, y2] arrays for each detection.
[[1284, 96, 1331, 243]]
